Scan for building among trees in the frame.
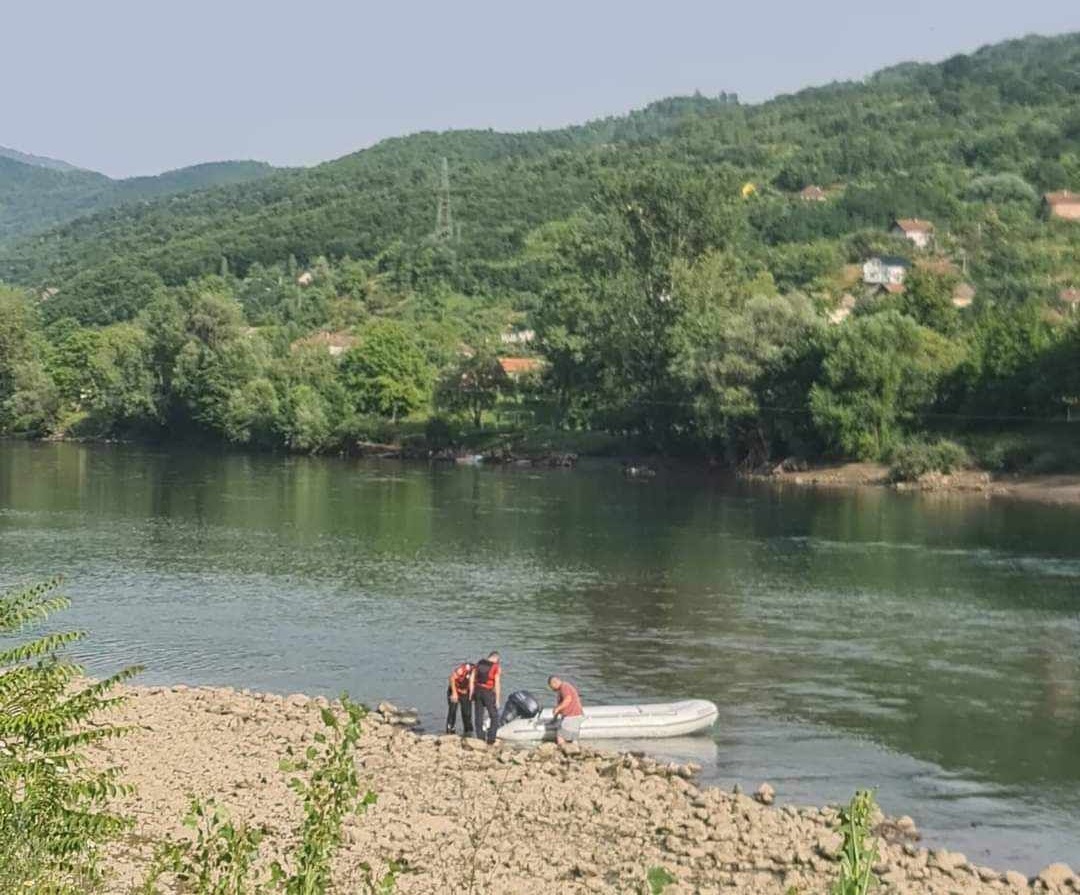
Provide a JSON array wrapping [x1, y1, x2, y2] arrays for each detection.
[[891, 218, 935, 248], [862, 256, 910, 286], [1043, 191, 1080, 221]]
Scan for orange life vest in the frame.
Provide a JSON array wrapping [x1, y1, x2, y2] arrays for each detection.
[[451, 663, 473, 696], [474, 658, 500, 691]]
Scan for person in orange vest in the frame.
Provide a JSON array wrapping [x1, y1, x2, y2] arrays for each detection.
[[469, 651, 502, 744], [446, 661, 474, 735]]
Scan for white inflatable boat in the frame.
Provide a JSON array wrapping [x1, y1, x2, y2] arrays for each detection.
[[498, 699, 718, 742]]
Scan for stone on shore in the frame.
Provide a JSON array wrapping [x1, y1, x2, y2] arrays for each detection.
[[753, 783, 775, 805], [1036, 863, 1077, 892]]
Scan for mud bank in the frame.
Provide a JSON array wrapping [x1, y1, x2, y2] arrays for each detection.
[[743, 462, 1080, 507], [90, 686, 1077, 894]]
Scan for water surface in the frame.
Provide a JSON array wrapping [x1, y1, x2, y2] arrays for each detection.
[[2, 442, 1078, 872]]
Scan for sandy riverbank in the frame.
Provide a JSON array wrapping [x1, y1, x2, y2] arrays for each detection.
[[86, 685, 1078, 894], [744, 462, 1080, 507]]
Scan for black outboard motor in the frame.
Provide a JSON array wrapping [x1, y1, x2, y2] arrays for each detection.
[[499, 690, 541, 726]]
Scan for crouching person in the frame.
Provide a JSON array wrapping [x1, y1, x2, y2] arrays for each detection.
[[547, 675, 584, 746], [446, 661, 474, 735]]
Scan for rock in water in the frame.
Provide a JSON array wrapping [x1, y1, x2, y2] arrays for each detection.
[[754, 783, 775, 805]]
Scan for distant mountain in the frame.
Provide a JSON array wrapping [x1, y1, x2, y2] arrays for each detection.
[[3, 30, 1079, 312], [0, 145, 85, 172], [0, 154, 277, 245]]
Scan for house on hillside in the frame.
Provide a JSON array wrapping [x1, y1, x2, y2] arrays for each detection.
[[873, 282, 906, 297], [891, 218, 935, 249], [290, 331, 357, 357], [296, 271, 314, 287], [799, 185, 827, 202], [1043, 191, 1080, 221], [39, 286, 59, 302], [498, 357, 543, 378], [862, 256, 910, 286]]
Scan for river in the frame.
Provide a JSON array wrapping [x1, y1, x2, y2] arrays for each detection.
[[2, 441, 1078, 873]]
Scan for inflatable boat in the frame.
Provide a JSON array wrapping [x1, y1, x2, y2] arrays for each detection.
[[498, 699, 719, 742]]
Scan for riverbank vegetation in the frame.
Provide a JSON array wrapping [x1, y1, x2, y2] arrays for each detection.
[[0, 578, 392, 894], [2, 34, 1080, 474]]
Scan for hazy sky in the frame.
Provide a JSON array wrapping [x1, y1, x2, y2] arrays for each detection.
[[4, 0, 1077, 178]]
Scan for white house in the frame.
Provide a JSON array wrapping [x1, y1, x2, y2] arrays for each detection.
[[862, 256, 910, 286]]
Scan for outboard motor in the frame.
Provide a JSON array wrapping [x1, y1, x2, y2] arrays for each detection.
[[499, 689, 541, 726]]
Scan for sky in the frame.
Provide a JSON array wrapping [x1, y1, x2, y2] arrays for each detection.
[[3, 0, 1078, 178]]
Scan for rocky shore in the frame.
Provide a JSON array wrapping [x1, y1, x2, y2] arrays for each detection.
[[90, 685, 1077, 894], [742, 461, 1080, 507]]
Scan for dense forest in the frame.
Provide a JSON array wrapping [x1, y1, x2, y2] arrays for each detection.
[[1, 33, 1078, 473], [0, 154, 275, 245]]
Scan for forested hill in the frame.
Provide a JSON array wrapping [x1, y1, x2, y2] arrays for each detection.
[[4, 31, 1080, 314], [0, 154, 276, 245], [0, 32, 1078, 473], [0, 145, 85, 172], [0, 92, 733, 299]]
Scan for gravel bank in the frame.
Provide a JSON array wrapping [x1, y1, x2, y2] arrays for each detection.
[[90, 685, 1077, 894]]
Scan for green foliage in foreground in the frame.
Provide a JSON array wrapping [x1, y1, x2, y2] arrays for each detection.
[[831, 790, 880, 895], [143, 695, 403, 895], [0, 577, 141, 894]]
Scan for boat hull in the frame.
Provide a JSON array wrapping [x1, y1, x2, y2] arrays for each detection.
[[497, 699, 719, 742]]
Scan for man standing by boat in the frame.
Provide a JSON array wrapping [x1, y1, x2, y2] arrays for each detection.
[[446, 661, 474, 735], [469, 651, 502, 744], [548, 675, 584, 746]]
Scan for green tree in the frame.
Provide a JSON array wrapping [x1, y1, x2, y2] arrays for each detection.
[[0, 578, 140, 893], [810, 311, 961, 459], [339, 320, 432, 420], [0, 289, 59, 435], [435, 350, 510, 428]]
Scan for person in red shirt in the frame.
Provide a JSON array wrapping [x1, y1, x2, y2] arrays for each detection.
[[469, 651, 502, 744], [547, 675, 584, 746], [446, 661, 474, 735]]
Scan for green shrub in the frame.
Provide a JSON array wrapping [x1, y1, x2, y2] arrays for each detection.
[[888, 438, 969, 482], [143, 696, 398, 895], [0, 577, 140, 894], [831, 790, 880, 895]]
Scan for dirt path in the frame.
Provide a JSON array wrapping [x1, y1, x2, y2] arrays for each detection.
[[88, 685, 1076, 894]]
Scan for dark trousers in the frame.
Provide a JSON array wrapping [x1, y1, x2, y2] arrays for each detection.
[[446, 688, 473, 734], [473, 688, 498, 743]]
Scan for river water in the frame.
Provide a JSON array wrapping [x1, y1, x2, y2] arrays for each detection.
[[2, 442, 1078, 872]]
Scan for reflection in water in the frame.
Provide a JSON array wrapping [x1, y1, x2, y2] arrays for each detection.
[[1, 441, 1079, 872]]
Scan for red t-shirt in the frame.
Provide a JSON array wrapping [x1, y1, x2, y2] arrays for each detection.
[[556, 682, 583, 717]]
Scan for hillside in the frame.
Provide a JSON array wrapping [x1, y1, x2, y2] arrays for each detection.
[[1, 33, 1079, 310], [0, 32, 1077, 473], [0, 154, 277, 245], [0, 144, 85, 172]]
